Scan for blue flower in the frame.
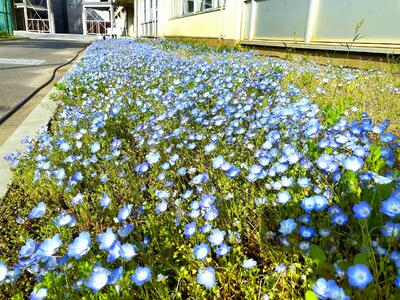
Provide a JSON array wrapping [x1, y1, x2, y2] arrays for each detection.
[[134, 162, 150, 174], [352, 201, 371, 219], [312, 278, 328, 299], [243, 258, 257, 269], [68, 232, 91, 259], [381, 222, 400, 239], [108, 266, 123, 285], [380, 190, 400, 218], [36, 234, 62, 257], [19, 239, 36, 258], [193, 243, 210, 261], [118, 224, 134, 238], [279, 219, 297, 235], [0, 262, 8, 283], [332, 213, 348, 226], [212, 156, 224, 169], [120, 243, 138, 261], [71, 193, 84, 205], [342, 156, 364, 172], [85, 265, 109, 292], [197, 267, 216, 289], [96, 228, 117, 251], [100, 193, 112, 208], [118, 204, 133, 222], [29, 288, 47, 300], [208, 228, 226, 246], [90, 142, 101, 153], [347, 264, 373, 289], [146, 151, 160, 164], [52, 168, 66, 181], [298, 226, 316, 240], [156, 199, 168, 214], [277, 191, 291, 205], [131, 266, 152, 286], [53, 213, 76, 227], [183, 222, 197, 238], [226, 165, 240, 178], [28, 202, 46, 219], [216, 243, 231, 256]]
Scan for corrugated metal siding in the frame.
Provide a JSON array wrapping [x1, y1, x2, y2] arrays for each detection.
[[0, 0, 13, 34]]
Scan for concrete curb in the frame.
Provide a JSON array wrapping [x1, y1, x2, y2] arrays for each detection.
[[0, 87, 57, 197], [0, 51, 84, 198]]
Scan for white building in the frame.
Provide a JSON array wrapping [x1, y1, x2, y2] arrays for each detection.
[[133, 0, 400, 54]]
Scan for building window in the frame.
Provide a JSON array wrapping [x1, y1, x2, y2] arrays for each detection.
[[173, 0, 224, 17], [202, 0, 213, 10], [185, 0, 194, 13]]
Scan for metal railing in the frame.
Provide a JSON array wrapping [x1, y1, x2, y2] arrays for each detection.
[[86, 20, 111, 34], [27, 18, 49, 32]]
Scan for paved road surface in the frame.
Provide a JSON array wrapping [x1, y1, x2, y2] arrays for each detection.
[[0, 39, 89, 120]]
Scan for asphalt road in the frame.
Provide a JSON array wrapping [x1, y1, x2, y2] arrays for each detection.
[[0, 39, 89, 120]]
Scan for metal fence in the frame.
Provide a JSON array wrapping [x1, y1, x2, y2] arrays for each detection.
[[0, 0, 13, 35]]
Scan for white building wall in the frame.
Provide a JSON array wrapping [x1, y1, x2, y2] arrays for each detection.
[[133, 0, 400, 53]]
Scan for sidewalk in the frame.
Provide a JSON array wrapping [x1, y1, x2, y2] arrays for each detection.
[[14, 31, 97, 42]]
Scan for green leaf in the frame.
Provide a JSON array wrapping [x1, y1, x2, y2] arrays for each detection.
[[310, 244, 326, 265], [305, 290, 319, 300], [354, 252, 370, 266]]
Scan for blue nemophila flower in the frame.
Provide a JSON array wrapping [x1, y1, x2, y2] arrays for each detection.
[[96, 228, 117, 251], [36, 234, 62, 257], [118, 223, 134, 238], [342, 155, 364, 172], [29, 288, 47, 300], [108, 266, 123, 285], [212, 156, 224, 169], [279, 219, 297, 235], [19, 238, 36, 258], [298, 226, 316, 240], [191, 173, 209, 185], [347, 264, 373, 289], [134, 162, 150, 174], [352, 201, 371, 219], [0, 262, 8, 283], [71, 193, 84, 205], [28, 202, 46, 219], [380, 189, 400, 218], [120, 243, 138, 261], [277, 191, 291, 205], [53, 213, 76, 227], [297, 177, 311, 188], [90, 142, 101, 153], [118, 204, 133, 222], [85, 264, 108, 292], [100, 193, 112, 208], [156, 199, 168, 214], [381, 222, 400, 239], [243, 258, 257, 269], [146, 151, 160, 164], [197, 267, 216, 290], [312, 278, 329, 298], [226, 165, 240, 178], [332, 212, 348, 226], [68, 232, 91, 259], [216, 243, 231, 256], [193, 243, 210, 261], [131, 266, 152, 286], [208, 228, 226, 246], [183, 222, 196, 238], [52, 168, 66, 181], [274, 262, 286, 274]]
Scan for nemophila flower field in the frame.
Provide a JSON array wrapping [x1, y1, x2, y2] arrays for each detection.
[[0, 39, 399, 299]]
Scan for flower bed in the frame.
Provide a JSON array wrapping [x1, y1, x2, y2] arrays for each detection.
[[0, 39, 399, 299]]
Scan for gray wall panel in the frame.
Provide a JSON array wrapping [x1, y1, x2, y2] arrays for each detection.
[[314, 0, 400, 43], [253, 0, 310, 41]]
